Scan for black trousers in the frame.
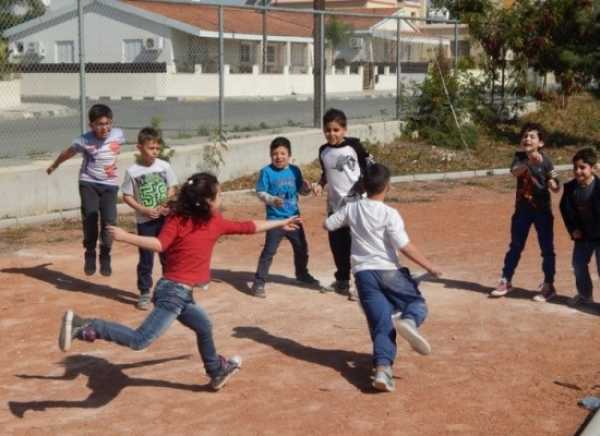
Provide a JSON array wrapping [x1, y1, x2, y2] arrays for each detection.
[[79, 181, 118, 254]]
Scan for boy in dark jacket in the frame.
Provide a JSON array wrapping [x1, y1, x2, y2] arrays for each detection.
[[560, 147, 600, 306]]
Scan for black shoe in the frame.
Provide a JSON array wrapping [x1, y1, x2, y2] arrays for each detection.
[[296, 273, 322, 290], [99, 253, 112, 276], [210, 355, 242, 391], [84, 251, 96, 276], [250, 282, 266, 298]]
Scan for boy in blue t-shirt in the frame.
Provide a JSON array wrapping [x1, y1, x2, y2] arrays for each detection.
[[251, 137, 320, 298]]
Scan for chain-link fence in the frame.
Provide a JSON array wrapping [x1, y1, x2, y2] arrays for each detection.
[[0, 0, 462, 164]]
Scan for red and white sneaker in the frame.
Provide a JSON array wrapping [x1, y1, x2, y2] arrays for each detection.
[[490, 278, 512, 298]]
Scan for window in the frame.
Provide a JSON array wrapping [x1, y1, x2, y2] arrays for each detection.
[[291, 43, 305, 66], [266, 45, 276, 64], [123, 39, 143, 62], [56, 40, 74, 63], [240, 44, 251, 63]]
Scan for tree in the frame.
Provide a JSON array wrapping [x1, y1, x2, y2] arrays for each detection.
[[0, 0, 46, 34], [324, 16, 353, 67]]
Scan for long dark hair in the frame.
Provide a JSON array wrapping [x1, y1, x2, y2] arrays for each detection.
[[170, 172, 219, 222]]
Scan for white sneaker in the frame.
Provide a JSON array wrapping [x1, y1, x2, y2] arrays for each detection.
[[490, 278, 512, 298], [392, 315, 431, 355], [532, 283, 557, 302]]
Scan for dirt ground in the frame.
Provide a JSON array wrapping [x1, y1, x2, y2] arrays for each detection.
[[1, 178, 599, 436]]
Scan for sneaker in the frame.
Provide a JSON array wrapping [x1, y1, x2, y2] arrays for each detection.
[[326, 280, 350, 296], [532, 283, 557, 302], [490, 278, 512, 298], [58, 310, 91, 352], [99, 253, 111, 277], [372, 366, 395, 392], [84, 251, 96, 276], [568, 294, 593, 307], [250, 282, 266, 299], [392, 315, 431, 355], [136, 293, 152, 311], [210, 355, 242, 391], [347, 284, 359, 302], [296, 273, 321, 289]]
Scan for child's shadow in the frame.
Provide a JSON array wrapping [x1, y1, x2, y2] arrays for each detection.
[[7, 354, 210, 418], [232, 326, 378, 393], [424, 277, 600, 316], [1, 263, 138, 306], [211, 269, 321, 295]]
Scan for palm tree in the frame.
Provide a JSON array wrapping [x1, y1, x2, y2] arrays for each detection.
[[324, 16, 353, 69]]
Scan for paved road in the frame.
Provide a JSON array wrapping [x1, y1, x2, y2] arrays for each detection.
[[0, 95, 401, 165]]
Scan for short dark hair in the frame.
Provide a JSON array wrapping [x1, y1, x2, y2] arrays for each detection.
[[270, 136, 291, 154], [138, 127, 161, 145], [88, 104, 113, 123], [363, 163, 391, 196], [323, 108, 347, 128], [573, 147, 597, 166], [520, 122, 546, 143]]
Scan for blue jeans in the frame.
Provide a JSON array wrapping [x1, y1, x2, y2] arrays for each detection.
[[502, 207, 555, 283], [137, 217, 166, 293], [89, 278, 221, 377], [572, 240, 600, 299], [254, 225, 309, 285], [354, 268, 428, 367]]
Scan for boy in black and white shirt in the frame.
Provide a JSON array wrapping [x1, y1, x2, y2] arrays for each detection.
[[313, 108, 373, 300]]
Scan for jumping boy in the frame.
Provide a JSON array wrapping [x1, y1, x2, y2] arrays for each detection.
[[250, 137, 320, 298], [122, 127, 178, 310], [491, 122, 560, 302], [559, 147, 600, 307], [47, 104, 124, 276], [313, 108, 374, 301], [325, 163, 441, 392]]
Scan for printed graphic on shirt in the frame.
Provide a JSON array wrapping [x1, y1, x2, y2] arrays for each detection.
[[135, 172, 169, 208]]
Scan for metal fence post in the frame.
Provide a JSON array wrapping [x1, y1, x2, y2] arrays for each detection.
[[312, 2, 324, 128], [453, 20, 458, 72], [218, 5, 225, 141], [320, 12, 325, 119], [395, 16, 401, 120], [262, 0, 267, 74], [77, 0, 86, 134]]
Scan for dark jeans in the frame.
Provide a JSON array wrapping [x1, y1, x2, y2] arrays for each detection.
[[79, 181, 118, 254], [501, 207, 555, 283], [89, 278, 221, 378], [572, 240, 600, 299], [255, 225, 309, 285], [328, 225, 351, 282], [137, 217, 166, 294], [355, 268, 428, 367]]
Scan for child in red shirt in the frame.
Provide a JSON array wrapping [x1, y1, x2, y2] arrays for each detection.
[[58, 172, 301, 391]]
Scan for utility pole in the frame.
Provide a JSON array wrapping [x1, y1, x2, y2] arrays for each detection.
[[313, 0, 325, 127], [262, 0, 268, 73]]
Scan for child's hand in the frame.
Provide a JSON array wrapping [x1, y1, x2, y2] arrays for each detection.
[[547, 169, 559, 180], [158, 205, 171, 216], [312, 183, 323, 196], [528, 151, 543, 165], [46, 164, 57, 175], [283, 216, 303, 231], [302, 179, 312, 192], [427, 266, 443, 278], [143, 207, 161, 219], [572, 229, 583, 240], [273, 197, 284, 208], [107, 225, 127, 241]]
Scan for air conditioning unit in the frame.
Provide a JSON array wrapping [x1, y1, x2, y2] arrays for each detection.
[[144, 36, 164, 51], [27, 41, 46, 57], [349, 37, 363, 49], [9, 41, 24, 55]]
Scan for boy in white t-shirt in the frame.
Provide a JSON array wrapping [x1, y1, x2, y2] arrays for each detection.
[[122, 127, 178, 310], [47, 104, 124, 277], [325, 163, 442, 393]]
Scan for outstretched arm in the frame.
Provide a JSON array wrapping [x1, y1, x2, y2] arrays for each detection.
[[400, 242, 442, 277], [47, 147, 77, 174], [107, 226, 163, 252], [253, 216, 302, 233]]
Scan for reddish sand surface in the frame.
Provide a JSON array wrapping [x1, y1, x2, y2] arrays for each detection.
[[1, 180, 599, 436]]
